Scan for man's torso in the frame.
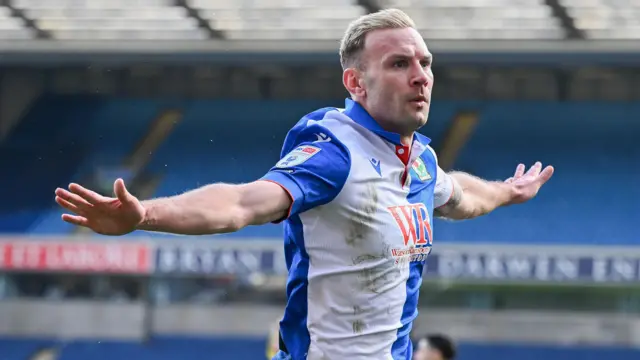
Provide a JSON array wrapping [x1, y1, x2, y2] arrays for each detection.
[[274, 108, 439, 360]]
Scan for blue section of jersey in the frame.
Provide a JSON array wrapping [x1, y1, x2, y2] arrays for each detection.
[[279, 215, 310, 360], [260, 107, 352, 359], [391, 149, 439, 360], [261, 107, 352, 216], [272, 350, 293, 360]]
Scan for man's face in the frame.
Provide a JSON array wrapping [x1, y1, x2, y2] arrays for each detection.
[[357, 27, 434, 138]]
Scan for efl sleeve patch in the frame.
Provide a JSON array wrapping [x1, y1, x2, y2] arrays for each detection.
[[261, 123, 350, 217], [275, 145, 322, 168]]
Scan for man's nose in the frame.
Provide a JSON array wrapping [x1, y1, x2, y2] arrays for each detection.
[[411, 66, 429, 88]]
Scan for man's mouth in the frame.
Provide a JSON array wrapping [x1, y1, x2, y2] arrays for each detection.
[[410, 95, 428, 105]]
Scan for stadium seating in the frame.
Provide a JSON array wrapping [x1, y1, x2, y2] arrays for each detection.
[[191, 0, 366, 40], [0, 6, 34, 39], [560, 0, 640, 39], [0, 95, 162, 233], [14, 0, 207, 40], [4, 0, 640, 40], [382, 0, 564, 39], [435, 101, 640, 245]]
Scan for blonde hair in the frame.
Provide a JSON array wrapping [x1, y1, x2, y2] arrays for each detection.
[[339, 8, 416, 69]]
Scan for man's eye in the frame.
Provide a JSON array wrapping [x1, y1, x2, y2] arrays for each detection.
[[393, 61, 408, 68]]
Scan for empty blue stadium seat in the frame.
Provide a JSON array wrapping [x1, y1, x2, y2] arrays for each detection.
[[0, 95, 162, 234], [434, 101, 640, 245]]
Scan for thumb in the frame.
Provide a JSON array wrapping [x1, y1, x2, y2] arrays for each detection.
[[114, 178, 134, 203]]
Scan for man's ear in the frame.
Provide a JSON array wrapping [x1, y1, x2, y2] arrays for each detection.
[[342, 68, 366, 97]]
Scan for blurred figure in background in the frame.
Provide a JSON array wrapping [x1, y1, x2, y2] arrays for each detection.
[[266, 320, 281, 359], [413, 334, 456, 360]]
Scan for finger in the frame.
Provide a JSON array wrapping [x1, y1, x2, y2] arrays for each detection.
[[537, 165, 554, 185], [514, 163, 525, 178], [114, 178, 134, 204], [61, 214, 89, 227], [68, 183, 105, 204], [55, 196, 84, 215], [55, 188, 94, 211], [525, 162, 542, 177]]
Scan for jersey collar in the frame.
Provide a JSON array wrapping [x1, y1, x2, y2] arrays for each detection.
[[343, 98, 431, 146]]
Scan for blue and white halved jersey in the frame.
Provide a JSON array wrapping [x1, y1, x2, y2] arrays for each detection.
[[260, 99, 456, 360]]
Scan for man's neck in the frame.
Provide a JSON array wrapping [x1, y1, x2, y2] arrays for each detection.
[[352, 99, 415, 145], [401, 135, 413, 147]]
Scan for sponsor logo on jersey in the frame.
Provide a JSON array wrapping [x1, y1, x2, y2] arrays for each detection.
[[387, 204, 433, 264]]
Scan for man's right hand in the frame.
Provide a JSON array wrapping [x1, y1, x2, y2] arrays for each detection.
[[55, 178, 145, 236]]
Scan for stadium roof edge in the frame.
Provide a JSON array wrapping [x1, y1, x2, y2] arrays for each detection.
[[0, 39, 639, 65], [2, 39, 639, 54]]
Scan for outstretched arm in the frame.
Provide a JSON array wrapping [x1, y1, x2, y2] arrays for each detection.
[[55, 178, 291, 236], [434, 162, 554, 220], [139, 181, 291, 235]]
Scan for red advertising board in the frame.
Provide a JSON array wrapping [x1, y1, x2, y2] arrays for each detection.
[[0, 241, 152, 274]]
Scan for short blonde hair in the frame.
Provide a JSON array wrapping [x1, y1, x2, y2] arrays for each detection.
[[339, 8, 416, 69]]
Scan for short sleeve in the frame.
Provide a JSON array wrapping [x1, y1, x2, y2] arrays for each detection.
[[434, 166, 456, 208], [260, 121, 351, 219], [425, 145, 456, 209]]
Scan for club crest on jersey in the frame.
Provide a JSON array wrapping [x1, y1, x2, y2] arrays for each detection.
[[411, 158, 431, 181], [275, 145, 321, 168]]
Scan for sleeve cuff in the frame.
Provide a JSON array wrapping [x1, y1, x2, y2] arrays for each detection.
[[260, 171, 305, 222], [435, 179, 455, 209]]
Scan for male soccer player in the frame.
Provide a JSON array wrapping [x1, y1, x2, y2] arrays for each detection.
[[54, 8, 553, 360]]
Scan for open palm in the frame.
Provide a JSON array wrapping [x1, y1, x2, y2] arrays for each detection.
[[55, 178, 145, 236], [504, 162, 554, 205]]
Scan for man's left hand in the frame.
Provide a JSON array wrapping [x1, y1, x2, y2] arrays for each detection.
[[504, 162, 554, 205]]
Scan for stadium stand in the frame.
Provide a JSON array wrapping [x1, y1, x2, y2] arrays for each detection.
[[381, 0, 564, 39], [14, 0, 207, 40], [0, 6, 33, 39], [0, 0, 591, 40], [435, 101, 640, 245], [1, 3, 639, 360], [2, 0, 640, 40], [560, 0, 640, 39], [0, 95, 162, 234], [191, 0, 366, 40]]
